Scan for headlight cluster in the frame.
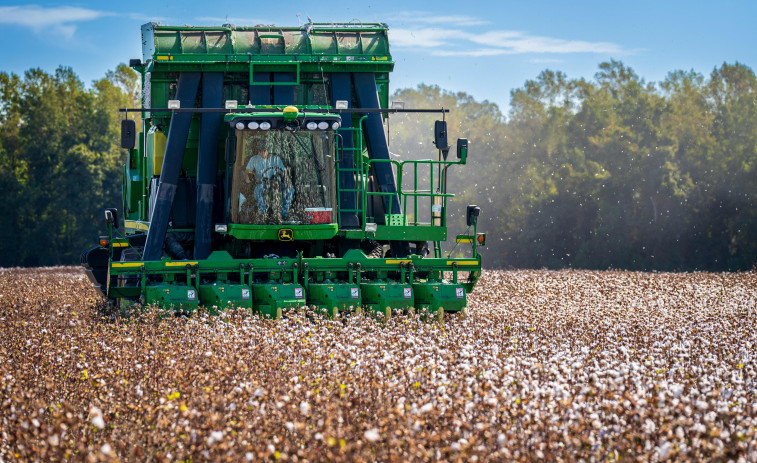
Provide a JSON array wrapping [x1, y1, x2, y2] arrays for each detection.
[[232, 119, 341, 131], [305, 120, 340, 131], [234, 120, 273, 131]]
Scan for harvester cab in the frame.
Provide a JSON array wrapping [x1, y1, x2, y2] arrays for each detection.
[[80, 22, 484, 318], [226, 108, 339, 230]]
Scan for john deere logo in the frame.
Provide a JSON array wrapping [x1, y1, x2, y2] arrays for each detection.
[[278, 228, 293, 241]]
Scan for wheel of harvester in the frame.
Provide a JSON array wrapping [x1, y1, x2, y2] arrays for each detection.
[[116, 247, 142, 316], [362, 239, 384, 258]]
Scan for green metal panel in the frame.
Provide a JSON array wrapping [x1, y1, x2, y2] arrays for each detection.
[[144, 283, 199, 311], [360, 282, 414, 314], [413, 283, 466, 313], [124, 166, 142, 215], [252, 283, 306, 318], [306, 283, 360, 314], [341, 225, 447, 241], [226, 224, 338, 241], [142, 23, 392, 69], [199, 283, 252, 311], [144, 61, 392, 74]]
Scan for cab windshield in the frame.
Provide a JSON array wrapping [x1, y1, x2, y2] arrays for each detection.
[[231, 129, 337, 225]]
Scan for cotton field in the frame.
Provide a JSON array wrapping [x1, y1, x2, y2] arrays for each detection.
[[1, 267, 756, 461]]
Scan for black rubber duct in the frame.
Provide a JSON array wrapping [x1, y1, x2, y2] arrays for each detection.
[[273, 73, 295, 105], [249, 72, 271, 105], [353, 73, 408, 257], [194, 72, 224, 260], [330, 73, 359, 228], [143, 72, 201, 261], [352, 72, 400, 215]]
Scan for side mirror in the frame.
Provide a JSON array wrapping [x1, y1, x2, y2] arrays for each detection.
[[457, 138, 468, 163], [105, 208, 119, 227], [121, 119, 136, 149], [466, 205, 480, 227], [433, 120, 448, 150]]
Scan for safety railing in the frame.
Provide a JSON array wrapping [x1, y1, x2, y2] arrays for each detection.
[[336, 118, 459, 235], [364, 158, 456, 228]]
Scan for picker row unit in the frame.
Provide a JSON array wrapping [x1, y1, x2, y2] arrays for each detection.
[[81, 22, 485, 316]]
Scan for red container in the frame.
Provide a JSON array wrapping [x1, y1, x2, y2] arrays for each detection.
[[304, 208, 333, 224]]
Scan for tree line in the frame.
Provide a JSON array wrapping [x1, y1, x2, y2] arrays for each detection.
[[0, 65, 139, 266], [1, 61, 754, 270], [391, 60, 756, 271]]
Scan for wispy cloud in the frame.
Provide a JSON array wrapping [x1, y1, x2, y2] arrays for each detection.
[[389, 12, 488, 26], [391, 28, 463, 48], [469, 31, 624, 54], [433, 48, 513, 57], [392, 27, 627, 57], [0, 5, 111, 40]]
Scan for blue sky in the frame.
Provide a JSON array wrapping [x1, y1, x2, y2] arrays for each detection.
[[1, 1, 755, 113]]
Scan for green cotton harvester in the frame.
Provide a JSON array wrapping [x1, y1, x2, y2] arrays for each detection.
[[81, 22, 485, 319]]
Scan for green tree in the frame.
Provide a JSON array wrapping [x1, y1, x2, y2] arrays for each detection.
[[389, 85, 508, 259], [389, 61, 756, 271], [703, 62, 757, 269], [0, 65, 137, 266]]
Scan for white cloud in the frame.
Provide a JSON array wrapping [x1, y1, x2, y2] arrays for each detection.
[[389, 23, 627, 57], [469, 31, 624, 54], [390, 12, 488, 26], [391, 28, 464, 48], [419, 15, 488, 26], [432, 48, 513, 57], [0, 5, 110, 39]]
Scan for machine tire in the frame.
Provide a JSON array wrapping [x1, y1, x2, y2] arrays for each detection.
[[117, 247, 142, 315], [414, 241, 429, 257], [362, 239, 384, 258]]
